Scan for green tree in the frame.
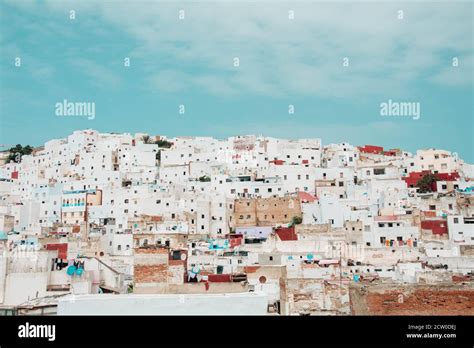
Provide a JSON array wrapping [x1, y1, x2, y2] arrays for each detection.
[[416, 173, 438, 193], [292, 216, 303, 225], [127, 283, 134, 294], [7, 144, 33, 163], [198, 175, 211, 182], [155, 139, 173, 148]]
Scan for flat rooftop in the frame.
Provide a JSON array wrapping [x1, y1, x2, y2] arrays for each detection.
[[57, 292, 268, 315]]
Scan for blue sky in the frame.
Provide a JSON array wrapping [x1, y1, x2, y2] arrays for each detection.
[[0, 0, 473, 162]]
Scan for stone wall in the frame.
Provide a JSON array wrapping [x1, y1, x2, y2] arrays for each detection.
[[350, 283, 474, 315]]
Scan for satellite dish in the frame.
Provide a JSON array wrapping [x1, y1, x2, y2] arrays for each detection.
[[67, 265, 76, 276], [180, 253, 187, 261]]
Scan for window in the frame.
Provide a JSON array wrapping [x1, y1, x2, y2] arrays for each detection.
[[373, 168, 385, 175], [339, 181, 344, 187], [429, 205, 436, 210], [453, 218, 459, 224]]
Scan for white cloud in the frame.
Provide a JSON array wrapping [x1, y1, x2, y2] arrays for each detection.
[[5, 0, 474, 97], [69, 58, 122, 89]]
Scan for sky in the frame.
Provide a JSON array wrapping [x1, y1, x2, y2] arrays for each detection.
[[0, 0, 473, 162]]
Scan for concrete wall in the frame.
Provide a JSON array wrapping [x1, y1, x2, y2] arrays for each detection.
[[134, 281, 248, 294], [4, 272, 48, 306], [58, 292, 267, 315]]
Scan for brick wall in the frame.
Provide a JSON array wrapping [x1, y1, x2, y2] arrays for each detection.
[[351, 284, 474, 315], [134, 247, 169, 284], [134, 264, 168, 283]]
